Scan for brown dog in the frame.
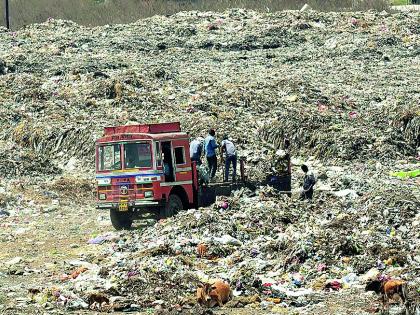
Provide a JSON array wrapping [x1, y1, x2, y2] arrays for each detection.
[[365, 279, 408, 314], [197, 280, 232, 307], [197, 243, 208, 258]]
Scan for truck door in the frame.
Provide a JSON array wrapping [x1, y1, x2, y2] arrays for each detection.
[[172, 140, 192, 183], [161, 141, 175, 182]]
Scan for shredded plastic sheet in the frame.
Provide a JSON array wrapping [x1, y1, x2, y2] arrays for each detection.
[[390, 169, 420, 179]]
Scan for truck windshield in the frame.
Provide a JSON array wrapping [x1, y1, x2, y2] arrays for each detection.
[[124, 142, 152, 169], [98, 144, 121, 171]]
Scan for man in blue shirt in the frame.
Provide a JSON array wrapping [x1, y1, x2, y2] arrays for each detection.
[[204, 129, 219, 180]]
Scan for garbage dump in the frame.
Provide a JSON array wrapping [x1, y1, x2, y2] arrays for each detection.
[[0, 7, 419, 315]]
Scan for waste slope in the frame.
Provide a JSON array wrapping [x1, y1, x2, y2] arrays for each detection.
[[0, 9, 419, 177]]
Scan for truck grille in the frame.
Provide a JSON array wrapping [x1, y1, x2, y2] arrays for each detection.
[[112, 184, 135, 201]]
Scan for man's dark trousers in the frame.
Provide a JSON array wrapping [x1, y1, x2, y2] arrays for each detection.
[[300, 188, 313, 200], [207, 155, 217, 179], [225, 155, 237, 182]]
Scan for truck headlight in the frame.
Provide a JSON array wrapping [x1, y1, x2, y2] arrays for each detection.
[[99, 193, 107, 200], [97, 178, 111, 186], [144, 191, 153, 198]]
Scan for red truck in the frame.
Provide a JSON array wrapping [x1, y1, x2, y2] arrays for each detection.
[[95, 122, 290, 229]]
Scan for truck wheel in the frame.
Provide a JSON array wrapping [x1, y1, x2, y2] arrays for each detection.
[[159, 194, 183, 219], [110, 209, 133, 230]]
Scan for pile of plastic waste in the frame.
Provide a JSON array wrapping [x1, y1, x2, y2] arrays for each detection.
[[22, 162, 418, 313], [0, 9, 418, 179]]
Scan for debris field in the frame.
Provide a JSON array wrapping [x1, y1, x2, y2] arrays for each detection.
[[0, 8, 419, 315]]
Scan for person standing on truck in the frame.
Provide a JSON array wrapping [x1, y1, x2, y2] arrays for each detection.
[[221, 135, 237, 182], [204, 129, 219, 181], [190, 136, 204, 165], [300, 164, 316, 200]]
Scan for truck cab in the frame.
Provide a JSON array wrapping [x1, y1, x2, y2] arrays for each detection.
[[95, 122, 196, 229]]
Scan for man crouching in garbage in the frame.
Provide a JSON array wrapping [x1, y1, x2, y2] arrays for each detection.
[[300, 164, 317, 200]]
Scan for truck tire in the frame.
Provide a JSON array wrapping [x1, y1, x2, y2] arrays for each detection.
[[159, 194, 183, 219], [110, 209, 133, 230]]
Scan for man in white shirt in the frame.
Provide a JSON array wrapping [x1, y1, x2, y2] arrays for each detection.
[[190, 136, 204, 165], [221, 135, 237, 182]]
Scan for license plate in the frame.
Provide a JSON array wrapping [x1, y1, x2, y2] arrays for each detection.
[[119, 201, 128, 212]]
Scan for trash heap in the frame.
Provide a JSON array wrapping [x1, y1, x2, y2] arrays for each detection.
[[0, 9, 419, 179], [0, 7, 419, 315], [25, 162, 418, 313]]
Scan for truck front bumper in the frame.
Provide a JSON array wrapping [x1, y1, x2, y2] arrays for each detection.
[[96, 199, 161, 210]]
